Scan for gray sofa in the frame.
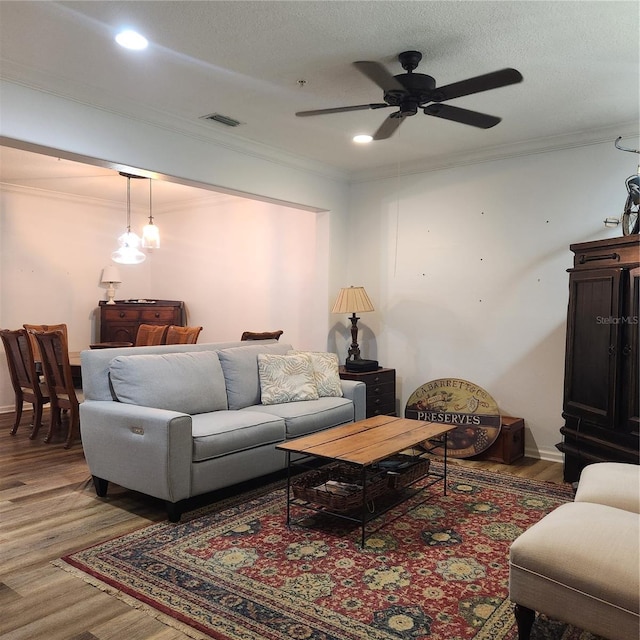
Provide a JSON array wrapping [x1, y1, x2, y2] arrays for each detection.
[[79, 340, 366, 521]]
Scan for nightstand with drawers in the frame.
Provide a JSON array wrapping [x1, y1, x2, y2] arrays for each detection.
[[338, 366, 396, 417]]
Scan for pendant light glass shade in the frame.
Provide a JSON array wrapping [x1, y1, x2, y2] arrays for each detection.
[[112, 231, 146, 264], [141, 178, 160, 249], [112, 173, 147, 265], [142, 221, 160, 248]]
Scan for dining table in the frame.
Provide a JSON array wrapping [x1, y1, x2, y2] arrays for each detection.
[[37, 343, 133, 389]]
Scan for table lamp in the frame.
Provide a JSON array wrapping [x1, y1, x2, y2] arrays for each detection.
[[331, 286, 375, 367], [101, 266, 122, 305]]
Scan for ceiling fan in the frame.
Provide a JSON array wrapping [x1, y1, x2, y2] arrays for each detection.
[[296, 51, 523, 140]]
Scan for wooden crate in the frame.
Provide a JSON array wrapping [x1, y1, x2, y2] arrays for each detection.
[[474, 416, 525, 464]]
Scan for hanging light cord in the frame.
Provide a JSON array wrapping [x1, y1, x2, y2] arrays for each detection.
[[148, 178, 154, 224], [126, 176, 132, 234]]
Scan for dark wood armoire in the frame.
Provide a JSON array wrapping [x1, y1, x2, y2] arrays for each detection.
[[557, 235, 639, 482]]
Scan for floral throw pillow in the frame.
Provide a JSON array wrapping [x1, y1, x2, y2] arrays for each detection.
[[258, 353, 319, 405], [288, 350, 343, 398]]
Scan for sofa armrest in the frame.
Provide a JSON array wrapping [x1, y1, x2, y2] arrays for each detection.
[[340, 379, 366, 422], [79, 400, 193, 503]]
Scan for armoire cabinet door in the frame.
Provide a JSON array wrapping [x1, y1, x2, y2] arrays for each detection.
[[621, 267, 640, 433], [563, 268, 623, 429]]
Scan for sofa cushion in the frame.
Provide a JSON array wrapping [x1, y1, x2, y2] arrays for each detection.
[[191, 410, 285, 462], [109, 351, 228, 414], [289, 350, 343, 398], [258, 353, 319, 405], [241, 396, 355, 438], [217, 342, 292, 410]]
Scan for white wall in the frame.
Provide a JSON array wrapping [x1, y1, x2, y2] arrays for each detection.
[[346, 141, 638, 460], [0, 186, 321, 410], [150, 194, 319, 346]]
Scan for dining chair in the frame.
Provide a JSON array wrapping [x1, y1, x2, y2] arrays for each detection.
[[33, 330, 82, 449], [0, 328, 51, 438], [23, 323, 69, 362], [135, 324, 169, 346], [240, 330, 284, 341], [164, 325, 203, 345]]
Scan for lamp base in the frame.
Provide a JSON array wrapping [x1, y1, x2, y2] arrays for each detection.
[[345, 359, 379, 372]]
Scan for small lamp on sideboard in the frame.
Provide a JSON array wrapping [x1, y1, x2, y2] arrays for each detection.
[[331, 286, 375, 364], [101, 265, 122, 305]]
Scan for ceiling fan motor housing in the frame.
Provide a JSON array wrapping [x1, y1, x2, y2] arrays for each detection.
[[384, 73, 436, 111]]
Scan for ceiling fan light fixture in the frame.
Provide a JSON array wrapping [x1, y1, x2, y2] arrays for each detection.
[[353, 134, 373, 144]]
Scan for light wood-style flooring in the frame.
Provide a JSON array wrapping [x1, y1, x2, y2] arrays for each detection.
[[0, 409, 565, 640]]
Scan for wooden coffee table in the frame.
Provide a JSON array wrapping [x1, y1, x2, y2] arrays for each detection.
[[277, 415, 456, 546]]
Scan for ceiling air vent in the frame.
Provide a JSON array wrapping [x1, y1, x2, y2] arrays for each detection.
[[200, 113, 243, 127]]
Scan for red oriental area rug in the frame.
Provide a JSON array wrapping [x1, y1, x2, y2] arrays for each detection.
[[55, 463, 597, 640]]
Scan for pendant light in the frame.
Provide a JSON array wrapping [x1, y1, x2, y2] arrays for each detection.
[[112, 173, 146, 265], [141, 178, 160, 249]]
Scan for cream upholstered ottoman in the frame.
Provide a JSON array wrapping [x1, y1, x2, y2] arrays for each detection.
[[509, 463, 640, 640], [574, 462, 640, 513]]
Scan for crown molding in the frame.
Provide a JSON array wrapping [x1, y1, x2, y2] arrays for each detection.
[[349, 122, 640, 183]]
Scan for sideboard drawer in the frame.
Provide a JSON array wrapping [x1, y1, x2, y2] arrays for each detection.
[[140, 308, 178, 322], [103, 308, 141, 322]]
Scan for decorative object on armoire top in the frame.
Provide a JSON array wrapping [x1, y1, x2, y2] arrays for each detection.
[[141, 178, 160, 249], [614, 136, 640, 236], [100, 265, 122, 305], [111, 173, 146, 265], [331, 286, 377, 371]]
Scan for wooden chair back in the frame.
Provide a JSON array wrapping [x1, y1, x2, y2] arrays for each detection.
[[135, 324, 169, 346], [164, 325, 203, 345], [0, 328, 50, 438], [240, 330, 284, 341], [33, 330, 80, 449], [23, 323, 68, 362]]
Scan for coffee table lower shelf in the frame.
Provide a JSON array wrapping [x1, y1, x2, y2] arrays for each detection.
[[277, 416, 456, 547], [283, 439, 449, 547]]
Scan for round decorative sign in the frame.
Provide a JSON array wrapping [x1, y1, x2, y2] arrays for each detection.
[[405, 378, 501, 458]]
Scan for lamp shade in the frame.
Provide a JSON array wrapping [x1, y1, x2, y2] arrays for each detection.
[[331, 286, 375, 314], [101, 265, 122, 284]]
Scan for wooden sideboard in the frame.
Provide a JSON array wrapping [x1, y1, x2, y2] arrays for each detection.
[[99, 300, 184, 343]]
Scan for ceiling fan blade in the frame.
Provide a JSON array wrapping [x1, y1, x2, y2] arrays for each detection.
[[353, 61, 405, 92], [296, 103, 390, 117], [432, 68, 523, 102], [373, 113, 405, 140], [424, 104, 501, 128]]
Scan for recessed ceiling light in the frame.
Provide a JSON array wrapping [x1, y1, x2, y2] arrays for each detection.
[[115, 29, 149, 50], [353, 134, 373, 144]]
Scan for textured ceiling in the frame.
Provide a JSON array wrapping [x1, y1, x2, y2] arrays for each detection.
[[0, 0, 638, 202]]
